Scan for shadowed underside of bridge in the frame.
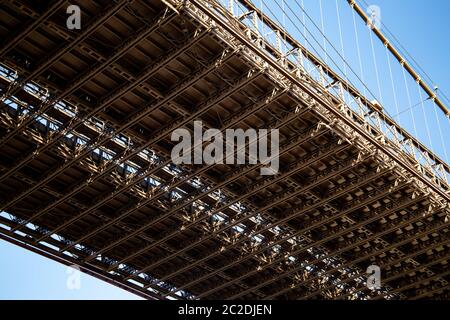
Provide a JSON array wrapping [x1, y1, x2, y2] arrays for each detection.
[[0, 0, 449, 300]]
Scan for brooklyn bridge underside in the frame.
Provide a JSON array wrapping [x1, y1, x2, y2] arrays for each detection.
[[0, 0, 448, 300]]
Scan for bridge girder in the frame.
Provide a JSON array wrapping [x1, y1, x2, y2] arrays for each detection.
[[0, 0, 448, 300]]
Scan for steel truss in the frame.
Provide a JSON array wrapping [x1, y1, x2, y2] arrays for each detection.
[[0, 0, 448, 300]]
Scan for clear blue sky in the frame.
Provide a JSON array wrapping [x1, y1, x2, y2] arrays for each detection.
[[0, 240, 143, 299], [1, 0, 448, 299]]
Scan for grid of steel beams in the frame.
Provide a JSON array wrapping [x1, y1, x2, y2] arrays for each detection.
[[0, 0, 448, 300]]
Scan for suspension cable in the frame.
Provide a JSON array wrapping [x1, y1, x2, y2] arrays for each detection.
[[347, 0, 450, 118], [233, 0, 450, 174]]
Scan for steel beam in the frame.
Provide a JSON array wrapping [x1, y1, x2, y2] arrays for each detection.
[[0, 0, 67, 57], [173, 170, 398, 297], [141, 154, 367, 284], [236, 0, 450, 176], [0, 9, 178, 179], [61, 86, 287, 254], [32, 47, 239, 241], [110, 109, 323, 270], [301, 223, 449, 300], [1, 27, 210, 215], [0, 0, 131, 131], [266, 204, 445, 299], [184, 0, 450, 206]]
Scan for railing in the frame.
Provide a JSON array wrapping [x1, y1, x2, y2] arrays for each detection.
[[169, 0, 449, 210]]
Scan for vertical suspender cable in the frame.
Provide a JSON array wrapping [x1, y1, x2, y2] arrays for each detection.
[[402, 66, 419, 138], [351, 4, 367, 98], [368, 30, 383, 105], [335, 0, 348, 78], [416, 82, 434, 151], [432, 99, 450, 163], [385, 46, 400, 117], [318, 0, 328, 64], [300, 0, 308, 53]]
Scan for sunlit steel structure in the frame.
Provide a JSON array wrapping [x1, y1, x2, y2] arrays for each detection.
[[0, 0, 448, 300]]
